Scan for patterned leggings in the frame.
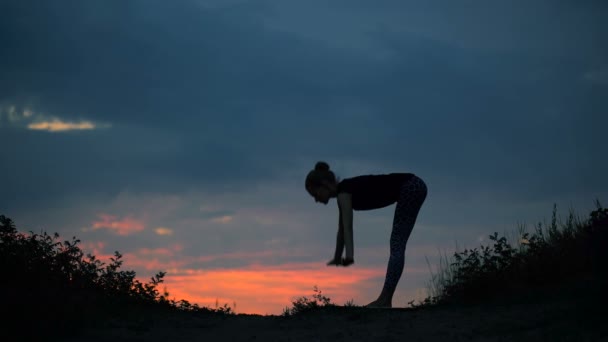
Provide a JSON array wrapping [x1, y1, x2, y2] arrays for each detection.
[[381, 175, 427, 298]]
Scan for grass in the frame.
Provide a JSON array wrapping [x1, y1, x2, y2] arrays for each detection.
[[2, 199, 606, 338], [415, 200, 608, 307]]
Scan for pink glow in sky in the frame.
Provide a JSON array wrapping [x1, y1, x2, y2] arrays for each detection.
[[81, 242, 435, 315], [161, 263, 386, 315], [91, 214, 145, 236]]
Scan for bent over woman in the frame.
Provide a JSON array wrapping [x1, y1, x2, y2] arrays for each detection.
[[305, 161, 427, 308]]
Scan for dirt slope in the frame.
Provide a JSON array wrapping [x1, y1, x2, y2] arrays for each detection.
[[64, 289, 607, 342]]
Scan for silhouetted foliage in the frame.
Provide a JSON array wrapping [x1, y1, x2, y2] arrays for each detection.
[[282, 286, 335, 316], [0, 215, 233, 340], [2, 199, 606, 339], [416, 201, 608, 307]]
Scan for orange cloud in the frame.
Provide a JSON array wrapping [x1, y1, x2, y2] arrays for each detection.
[[161, 263, 385, 315], [73, 238, 432, 315], [211, 215, 233, 224], [114, 248, 284, 273], [154, 227, 174, 236], [115, 245, 190, 272], [84, 246, 382, 314], [28, 119, 96, 132], [137, 248, 173, 257], [124, 248, 314, 271], [91, 214, 145, 236], [80, 241, 106, 256], [1, 105, 110, 132], [191, 249, 283, 264], [74, 244, 374, 314], [78, 241, 121, 267]]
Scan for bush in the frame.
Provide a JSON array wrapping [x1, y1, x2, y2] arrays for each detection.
[[0, 215, 232, 339], [418, 201, 608, 307], [282, 286, 335, 316]]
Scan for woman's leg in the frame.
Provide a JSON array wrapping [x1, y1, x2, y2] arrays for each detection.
[[367, 176, 427, 307]]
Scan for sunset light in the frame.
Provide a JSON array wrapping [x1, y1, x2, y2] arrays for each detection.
[[27, 119, 96, 132]]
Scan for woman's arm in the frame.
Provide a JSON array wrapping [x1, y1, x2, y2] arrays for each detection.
[[333, 206, 345, 261], [337, 193, 354, 261]]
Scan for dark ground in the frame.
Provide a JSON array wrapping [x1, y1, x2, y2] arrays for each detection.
[[61, 279, 607, 342]]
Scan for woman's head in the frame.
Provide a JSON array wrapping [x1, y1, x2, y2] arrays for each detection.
[[305, 161, 338, 204]]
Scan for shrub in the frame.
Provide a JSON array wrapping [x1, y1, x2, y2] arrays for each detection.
[[418, 201, 607, 307], [282, 286, 335, 316], [0, 215, 233, 339]]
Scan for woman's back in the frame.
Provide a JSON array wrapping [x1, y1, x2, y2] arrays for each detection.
[[337, 173, 415, 210]]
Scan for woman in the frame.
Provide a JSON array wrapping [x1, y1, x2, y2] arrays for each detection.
[[305, 161, 427, 308]]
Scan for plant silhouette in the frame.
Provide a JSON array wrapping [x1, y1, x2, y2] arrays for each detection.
[[1, 200, 606, 339], [0, 215, 233, 340], [416, 200, 608, 307]]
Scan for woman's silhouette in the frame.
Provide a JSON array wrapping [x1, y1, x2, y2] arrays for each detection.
[[305, 161, 427, 308]]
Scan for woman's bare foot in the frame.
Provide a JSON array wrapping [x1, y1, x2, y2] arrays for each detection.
[[365, 299, 392, 308]]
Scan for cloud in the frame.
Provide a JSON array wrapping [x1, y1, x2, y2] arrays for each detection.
[[0, 104, 110, 132], [211, 215, 233, 224], [91, 214, 145, 236], [0, 105, 33, 123], [160, 262, 386, 314], [259, 0, 607, 57], [80, 241, 106, 253], [154, 227, 174, 236], [2, 0, 604, 212], [27, 119, 97, 132], [138, 244, 183, 256]]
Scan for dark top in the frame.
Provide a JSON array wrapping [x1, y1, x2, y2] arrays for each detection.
[[337, 173, 415, 211]]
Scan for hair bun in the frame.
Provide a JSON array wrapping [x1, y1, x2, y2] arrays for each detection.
[[314, 161, 330, 172]]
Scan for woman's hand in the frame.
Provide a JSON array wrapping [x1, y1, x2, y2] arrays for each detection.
[[326, 257, 355, 267], [341, 257, 354, 267], [327, 258, 342, 266]]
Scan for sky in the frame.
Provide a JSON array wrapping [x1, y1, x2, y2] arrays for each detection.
[[1, 0, 607, 315]]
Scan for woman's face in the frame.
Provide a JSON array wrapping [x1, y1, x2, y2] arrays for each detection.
[[308, 185, 330, 205]]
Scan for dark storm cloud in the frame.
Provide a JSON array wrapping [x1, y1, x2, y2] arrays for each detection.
[[0, 0, 375, 126], [0, 0, 350, 208], [342, 34, 608, 199], [1, 0, 607, 214]]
